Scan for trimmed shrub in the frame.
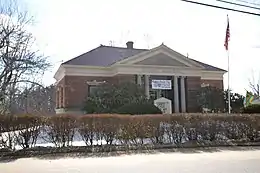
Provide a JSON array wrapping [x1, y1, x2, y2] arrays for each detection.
[[115, 102, 162, 115], [78, 115, 96, 146], [14, 114, 42, 149], [1, 113, 260, 151], [96, 115, 121, 145], [118, 116, 151, 146], [43, 114, 77, 147], [0, 115, 17, 149], [78, 114, 121, 146], [243, 104, 260, 113]]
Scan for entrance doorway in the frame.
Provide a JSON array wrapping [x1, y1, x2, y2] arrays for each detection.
[[149, 75, 174, 104]]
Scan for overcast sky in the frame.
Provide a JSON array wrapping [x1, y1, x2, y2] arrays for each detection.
[[23, 0, 260, 94]]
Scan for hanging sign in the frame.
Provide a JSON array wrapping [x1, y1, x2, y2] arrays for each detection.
[[151, 80, 172, 90]]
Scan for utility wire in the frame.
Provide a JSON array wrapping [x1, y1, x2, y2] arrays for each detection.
[[180, 0, 260, 16], [235, 0, 260, 7], [216, 0, 260, 10]]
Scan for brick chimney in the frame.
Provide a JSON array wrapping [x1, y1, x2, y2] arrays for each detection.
[[126, 41, 134, 49]]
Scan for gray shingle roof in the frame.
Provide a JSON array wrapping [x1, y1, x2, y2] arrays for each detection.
[[62, 45, 147, 66], [62, 45, 226, 72], [190, 59, 227, 72]]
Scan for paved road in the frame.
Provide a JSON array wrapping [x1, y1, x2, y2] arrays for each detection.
[[1, 149, 260, 173]]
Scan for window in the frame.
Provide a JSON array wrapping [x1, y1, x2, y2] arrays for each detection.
[[60, 87, 64, 108], [56, 90, 59, 108], [87, 80, 106, 96], [88, 85, 99, 96], [135, 75, 145, 86]]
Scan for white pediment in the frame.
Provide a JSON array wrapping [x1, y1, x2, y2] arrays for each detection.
[[114, 44, 204, 69], [134, 53, 188, 67]]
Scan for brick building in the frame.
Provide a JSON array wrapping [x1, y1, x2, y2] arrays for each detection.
[[54, 42, 226, 114]]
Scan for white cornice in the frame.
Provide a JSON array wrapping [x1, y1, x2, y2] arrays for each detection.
[[54, 64, 225, 83], [62, 64, 111, 69], [114, 65, 202, 76], [54, 66, 65, 83], [115, 64, 200, 70], [201, 70, 225, 80]]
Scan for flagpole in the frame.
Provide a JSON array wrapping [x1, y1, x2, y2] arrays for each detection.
[[227, 49, 231, 114], [225, 14, 231, 114]]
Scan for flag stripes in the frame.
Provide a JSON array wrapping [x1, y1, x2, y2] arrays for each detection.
[[224, 16, 230, 50]]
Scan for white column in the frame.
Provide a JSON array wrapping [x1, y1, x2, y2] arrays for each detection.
[[137, 75, 142, 85], [144, 75, 150, 99], [180, 76, 186, 113], [174, 76, 179, 113]]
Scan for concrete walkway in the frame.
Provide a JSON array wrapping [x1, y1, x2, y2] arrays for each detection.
[[1, 149, 260, 173]]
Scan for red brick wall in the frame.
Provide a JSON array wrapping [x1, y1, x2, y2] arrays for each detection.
[[116, 74, 136, 83], [185, 78, 224, 112], [55, 75, 135, 109], [201, 79, 223, 89], [56, 75, 224, 113], [186, 76, 201, 112]]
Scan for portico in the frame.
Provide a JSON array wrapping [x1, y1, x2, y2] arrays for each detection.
[[108, 43, 212, 113], [137, 74, 186, 113]]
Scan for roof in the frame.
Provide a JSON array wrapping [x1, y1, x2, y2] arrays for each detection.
[[62, 45, 148, 67], [62, 45, 226, 72], [190, 59, 226, 72]]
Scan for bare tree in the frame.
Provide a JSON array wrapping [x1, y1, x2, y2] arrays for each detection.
[[10, 85, 56, 115], [249, 71, 260, 96], [0, 1, 50, 114]]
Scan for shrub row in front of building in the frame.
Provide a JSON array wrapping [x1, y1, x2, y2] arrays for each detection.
[[0, 114, 260, 150]]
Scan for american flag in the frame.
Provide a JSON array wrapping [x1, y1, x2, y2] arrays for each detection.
[[224, 15, 230, 50]]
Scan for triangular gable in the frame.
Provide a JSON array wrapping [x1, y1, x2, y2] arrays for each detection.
[[113, 44, 205, 68], [135, 53, 188, 67]]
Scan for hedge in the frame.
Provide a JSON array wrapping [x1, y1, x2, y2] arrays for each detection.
[[115, 102, 162, 115], [0, 114, 260, 150], [243, 104, 260, 113]]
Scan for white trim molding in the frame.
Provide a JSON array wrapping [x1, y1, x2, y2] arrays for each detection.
[[114, 65, 202, 76], [54, 66, 66, 84], [201, 71, 224, 80], [54, 64, 225, 82]]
